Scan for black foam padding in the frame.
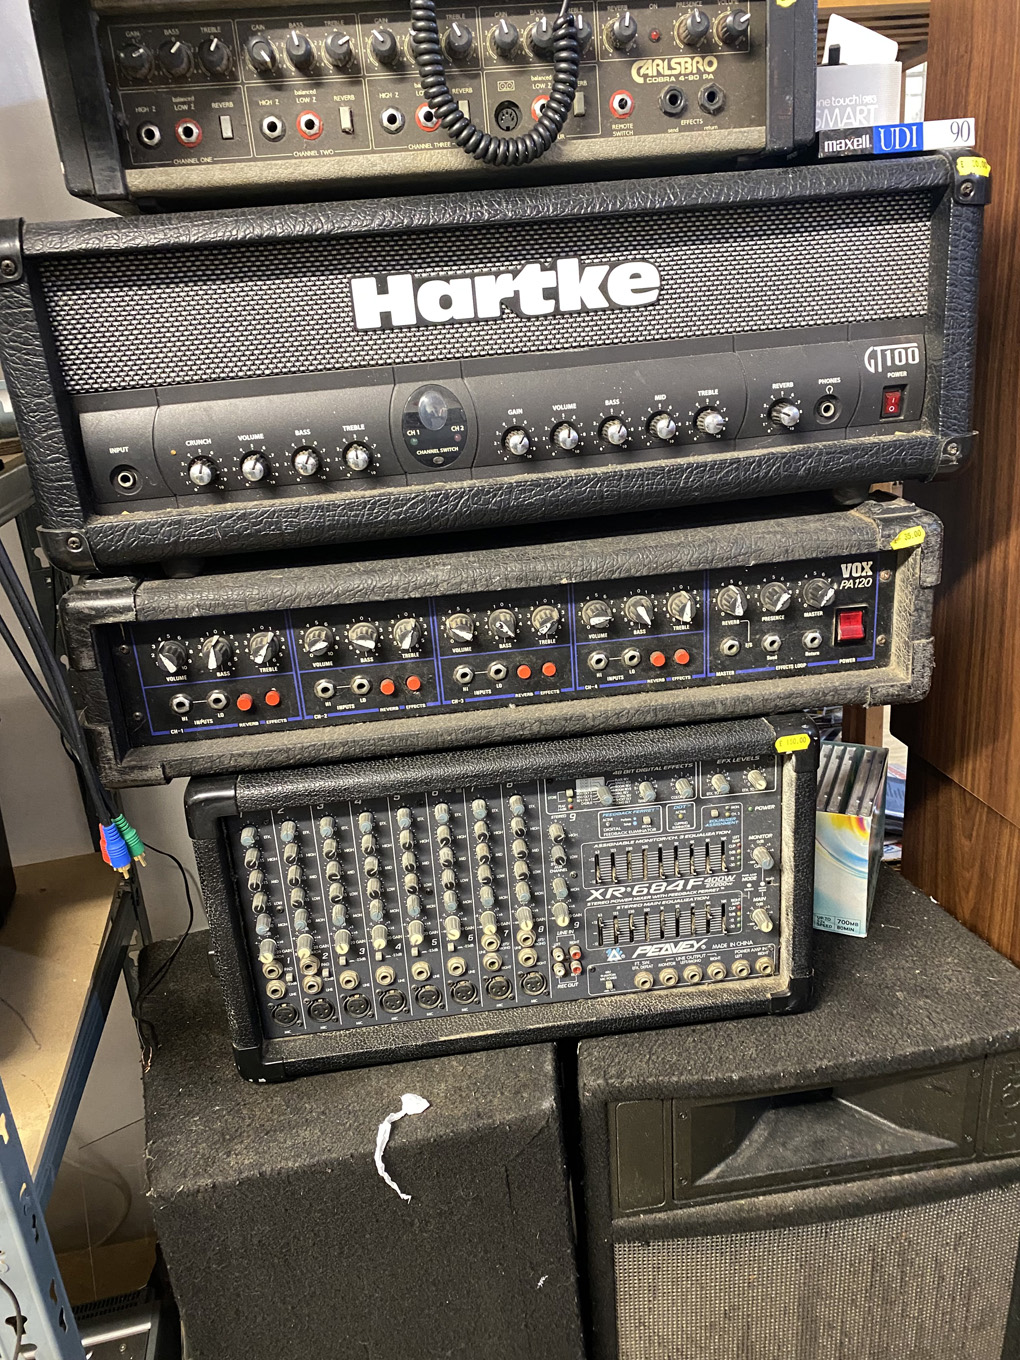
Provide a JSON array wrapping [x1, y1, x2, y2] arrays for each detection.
[[142, 934, 585, 1360]]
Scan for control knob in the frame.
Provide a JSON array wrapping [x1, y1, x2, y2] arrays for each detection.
[[325, 31, 353, 67], [187, 457, 216, 487], [624, 595, 654, 627], [674, 777, 694, 800], [303, 625, 334, 658], [445, 612, 475, 643], [292, 447, 320, 477], [117, 42, 153, 79], [530, 605, 561, 637], [157, 38, 194, 78], [248, 631, 281, 666], [488, 608, 517, 640], [344, 443, 371, 471], [600, 417, 629, 447], [491, 18, 519, 56], [573, 15, 594, 49], [802, 578, 836, 609], [286, 29, 316, 71], [199, 634, 234, 672], [747, 769, 769, 792], [444, 21, 474, 58], [769, 399, 802, 429], [198, 36, 232, 75], [581, 600, 612, 629], [503, 427, 531, 458], [240, 452, 268, 483], [696, 407, 727, 437], [678, 6, 710, 43], [648, 412, 677, 441], [760, 582, 792, 614], [752, 846, 775, 871], [245, 34, 278, 74], [717, 7, 751, 45], [667, 591, 697, 625], [530, 14, 555, 55], [710, 773, 732, 795], [552, 422, 580, 451], [638, 781, 656, 803], [347, 621, 379, 654], [155, 639, 188, 675], [717, 584, 747, 617], [370, 27, 400, 64], [610, 10, 638, 48], [392, 617, 423, 651]]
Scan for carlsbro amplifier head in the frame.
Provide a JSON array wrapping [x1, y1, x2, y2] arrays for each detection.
[[0, 155, 985, 572], [28, 0, 815, 212]]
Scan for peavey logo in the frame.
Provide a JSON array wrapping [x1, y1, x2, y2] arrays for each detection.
[[863, 342, 922, 374], [630, 54, 717, 83], [350, 257, 661, 330], [631, 940, 706, 958]]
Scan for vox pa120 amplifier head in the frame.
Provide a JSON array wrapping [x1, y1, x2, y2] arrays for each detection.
[[29, 0, 816, 212], [185, 716, 817, 1078], [60, 497, 939, 788], [0, 154, 985, 573]]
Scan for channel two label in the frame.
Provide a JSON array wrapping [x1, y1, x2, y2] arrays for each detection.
[[820, 118, 977, 159]]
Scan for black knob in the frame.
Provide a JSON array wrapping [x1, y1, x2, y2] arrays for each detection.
[[370, 27, 399, 65], [155, 639, 188, 675], [198, 35, 233, 75], [199, 635, 234, 672], [286, 29, 316, 71], [117, 43, 153, 80], [717, 7, 751, 45], [573, 15, 594, 49], [245, 34, 278, 74], [530, 14, 555, 56], [610, 11, 638, 49], [444, 21, 474, 59], [678, 7, 710, 44], [157, 39, 194, 79], [303, 625, 335, 659], [325, 30, 353, 67], [248, 631, 282, 666], [491, 18, 519, 56]]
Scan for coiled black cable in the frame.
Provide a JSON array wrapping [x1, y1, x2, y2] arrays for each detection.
[[411, 0, 579, 165]]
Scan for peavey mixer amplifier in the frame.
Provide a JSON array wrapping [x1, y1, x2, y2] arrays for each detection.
[[60, 497, 939, 788], [185, 716, 817, 1078], [0, 154, 985, 572], [28, 0, 816, 212]]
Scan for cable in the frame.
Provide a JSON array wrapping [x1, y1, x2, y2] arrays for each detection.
[[131, 843, 197, 1061], [0, 1276, 24, 1360], [0, 609, 66, 730], [411, 0, 579, 164]]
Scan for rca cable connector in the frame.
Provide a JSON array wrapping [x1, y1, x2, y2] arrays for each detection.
[[99, 820, 132, 877], [114, 812, 147, 865]]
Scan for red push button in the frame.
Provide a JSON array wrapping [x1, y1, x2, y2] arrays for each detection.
[[837, 609, 866, 643], [517, 664, 532, 680], [542, 661, 557, 677], [264, 689, 282, 707], [881, 386, 905, 419], [650, 651, 667, 668], [674, 648, 691, 666], [406, 674, 422, 692], [379, 678, 396, 696], [236, 693, 254, 712]]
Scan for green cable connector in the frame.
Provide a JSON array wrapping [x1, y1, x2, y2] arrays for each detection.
[[114, 812, 147, 865]]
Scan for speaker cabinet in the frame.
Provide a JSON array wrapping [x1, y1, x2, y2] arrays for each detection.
[[142, 933, 585, 1360], [578, 869, 1020, 1360]]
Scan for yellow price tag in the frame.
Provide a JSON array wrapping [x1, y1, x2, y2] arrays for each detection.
[[890, 525, 926, 551], [957, 156, 991, 178], [776, 0, 797, 7], [775, 733, 812, 753]]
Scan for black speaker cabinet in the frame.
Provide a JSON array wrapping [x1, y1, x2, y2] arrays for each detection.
[[578, 869, 1020, 1360], [142, 933, 585, 1360]]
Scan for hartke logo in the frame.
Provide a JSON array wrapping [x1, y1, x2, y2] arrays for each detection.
[[863, 342, 922, 374], [630, 54, 717, 83], [350, 257, 661, 330]]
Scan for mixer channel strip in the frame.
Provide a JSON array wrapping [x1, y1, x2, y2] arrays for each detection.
[[591, 900, 729, 947], [591, 838, 731, 885]]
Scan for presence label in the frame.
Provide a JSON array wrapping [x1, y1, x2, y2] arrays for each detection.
[[819, 118, 977, 159]]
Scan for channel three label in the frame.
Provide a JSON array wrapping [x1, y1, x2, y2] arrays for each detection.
[[819, 118, 976, 159]]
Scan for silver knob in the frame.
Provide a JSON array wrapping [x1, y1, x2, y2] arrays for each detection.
[[344, 443, 371, 471], [638, 781, 656, 803], [747, 769, 769, 791], [503, 427, 531, 457], [751, 906, 775, 932], [674, 777, 694, 800], [752, 846, 775, 870], [769, 400, 802, 429], [648, 412, 677, 441], [600, 417, 629, 447], [187, 457, 216, 487], [552, 422, 580, 451], [696, 408, 727, 437], [292, 447, 320, 477], [710, 773, 731, 795], [240, 452, 268, 483]]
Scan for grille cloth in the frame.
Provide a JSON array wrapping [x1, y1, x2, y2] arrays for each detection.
[[614, 1182, 1020, 1360], [40, 193, 932, 394]]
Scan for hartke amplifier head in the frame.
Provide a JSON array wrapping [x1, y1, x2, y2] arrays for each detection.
[[0, 155, 985, 573], [184, 717, 816, 1079], [29, 0, 816, 213], [577, 869, 1020, 1360], [61, 496, 939, 789]]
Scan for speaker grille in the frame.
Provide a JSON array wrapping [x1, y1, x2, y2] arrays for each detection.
[[39, 193, 932, 394], [614, 1182, 1020, 1360]]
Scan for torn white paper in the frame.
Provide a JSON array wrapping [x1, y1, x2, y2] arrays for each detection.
[[375, 1092, 430, 1202]]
